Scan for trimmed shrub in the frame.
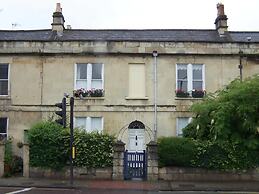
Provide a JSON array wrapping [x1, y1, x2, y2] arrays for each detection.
[[72, 130, 115, 168], [28, 121, 115, 170], [28, 121, 69, 170], [158, 137, 259, 170], [193, 141, 259, 170], [158, 137, 197, 167]]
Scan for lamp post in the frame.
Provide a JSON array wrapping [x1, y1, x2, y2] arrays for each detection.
[[152, 51, 158, 141]]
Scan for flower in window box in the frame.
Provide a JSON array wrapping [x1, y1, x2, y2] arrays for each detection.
[[88, 89, 104, 97], [74, 88, 87, 98], [175, 89, 189, 98], [191, 89, 206, 98]]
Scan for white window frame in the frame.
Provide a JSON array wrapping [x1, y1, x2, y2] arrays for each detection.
[[176, 117, 192, 137], [0, 64, 10, 96], [0, 117, 8, 139], [74, 116, 103, 132], [176, 64, 205, 92], [74, 63, 104, 90]]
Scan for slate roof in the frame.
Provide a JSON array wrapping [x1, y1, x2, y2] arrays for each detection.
[[0, 29, 259, 43]]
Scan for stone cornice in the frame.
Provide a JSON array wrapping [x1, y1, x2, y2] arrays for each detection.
[[0, 41, 258, 56]]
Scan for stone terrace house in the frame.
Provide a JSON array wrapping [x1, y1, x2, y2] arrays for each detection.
[[1, 3, 259, 155]]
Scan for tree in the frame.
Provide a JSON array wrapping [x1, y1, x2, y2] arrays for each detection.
[[183, 76, 259, 150]]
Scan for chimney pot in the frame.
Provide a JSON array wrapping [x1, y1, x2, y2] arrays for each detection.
[[215, 3, 228, 36], [217, 3, 225, 16], [56, 3, 62, 12], [52, 3, 65, 33]]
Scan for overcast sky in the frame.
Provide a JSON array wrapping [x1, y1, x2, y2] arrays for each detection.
[[0, 0, 258, 31]]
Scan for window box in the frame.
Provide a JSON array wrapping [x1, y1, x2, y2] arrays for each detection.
[[176, 63, 205, 98], [191, 90, 206, 98], [74, 88, 104, 98], [175, 89, 189, 98]]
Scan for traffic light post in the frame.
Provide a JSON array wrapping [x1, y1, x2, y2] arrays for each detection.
[[55, 97, 66, 128], [69, 97, 74, 186], [55, 97, 74, 186]]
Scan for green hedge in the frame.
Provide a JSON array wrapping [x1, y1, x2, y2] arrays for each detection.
[[28, 122, 69, 170], [28, 121, 114, 170], [158, 137, 259, 170], [158, 137, 197, 167], [193, 141, 259, 170], [73, 131, 114, 167]]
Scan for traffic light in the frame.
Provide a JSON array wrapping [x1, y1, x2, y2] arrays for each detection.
[[55, 97, 66, 128]]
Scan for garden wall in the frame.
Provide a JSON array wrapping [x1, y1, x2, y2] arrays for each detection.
[[159, 167, 259, 181], [30, 167, 112, 180]]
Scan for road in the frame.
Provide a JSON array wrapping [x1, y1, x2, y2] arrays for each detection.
[[1, 187, 259, 194]]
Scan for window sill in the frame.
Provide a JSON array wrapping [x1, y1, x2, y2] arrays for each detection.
[[175, 97, 204, 100], [125, 97, 149, 100], [74, 97, 105, 100], [0, 95, 11, 100]]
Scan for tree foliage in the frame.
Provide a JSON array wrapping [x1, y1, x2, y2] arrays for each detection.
[[183, 76, 259, 150]]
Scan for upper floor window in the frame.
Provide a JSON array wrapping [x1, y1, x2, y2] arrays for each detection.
[[75, 117, 103, 133], [0, 64, 9, 96], [176, 117, 191, 137], [75, 63, 104, 90], [176, 64, 205, 97], [0, 117, 8, 140]]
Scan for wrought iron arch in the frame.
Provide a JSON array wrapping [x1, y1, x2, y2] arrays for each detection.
[[128, 120, 145, 129]]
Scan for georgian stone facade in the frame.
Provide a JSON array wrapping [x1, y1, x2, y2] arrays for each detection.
[[0, 3, 259, 155]]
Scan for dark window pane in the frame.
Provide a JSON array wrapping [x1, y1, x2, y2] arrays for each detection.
[[0, 64, 8, 79], [193, 81, 203, 90], [193, 64, 202, 80], [178, 69, 187, 80], [177, 81, 187, 91], [77, 64, 87, 79], [0, 81, 8, 95], [92, 64, 102, 79], [193, 69, 202, 80], [0, 118, 7, 133]]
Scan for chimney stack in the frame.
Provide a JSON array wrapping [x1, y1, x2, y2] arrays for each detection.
[[52, 3, 65, 34], [214, 3, 228, 36]]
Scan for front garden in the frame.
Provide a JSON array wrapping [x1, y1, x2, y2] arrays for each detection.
[[160, 76, 259, 171]]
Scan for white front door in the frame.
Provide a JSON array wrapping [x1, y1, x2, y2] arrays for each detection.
[[128, 128, 145, 152]]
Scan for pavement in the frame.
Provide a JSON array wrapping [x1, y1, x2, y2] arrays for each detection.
[[0, 177, 259, 192]]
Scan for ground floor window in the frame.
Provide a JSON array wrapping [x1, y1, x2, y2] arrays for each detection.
[[75, 117, 103, 132], [0, 117, 8, 140], [176, 117, 191, 137]]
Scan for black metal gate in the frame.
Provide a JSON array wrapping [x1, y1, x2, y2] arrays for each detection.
[[123, 150, 147, 180]]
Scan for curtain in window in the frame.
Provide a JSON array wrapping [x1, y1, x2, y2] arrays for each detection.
[[177, 64, 188, 92], [76, 64, 87, 89], [75, 117, 86, 130], [91, 117, 102, 132], [91, 64, 102, 89], [192, 64, 203, 90]]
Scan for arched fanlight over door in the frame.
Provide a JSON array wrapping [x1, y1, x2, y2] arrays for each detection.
[[128, 120, 145, 129]]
